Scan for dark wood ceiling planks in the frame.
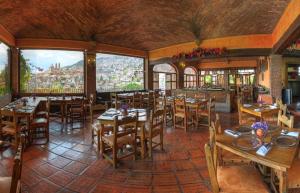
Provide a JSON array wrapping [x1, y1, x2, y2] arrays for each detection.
[[0, 0, 291, 51]]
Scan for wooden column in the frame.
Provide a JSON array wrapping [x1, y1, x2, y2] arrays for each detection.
[[269, 54, 283, 99], [11, 47, 19, 97], [85, 52, 96, 97]]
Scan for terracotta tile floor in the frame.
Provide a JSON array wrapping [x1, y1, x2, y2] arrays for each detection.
[[1, 112, 300, 193]]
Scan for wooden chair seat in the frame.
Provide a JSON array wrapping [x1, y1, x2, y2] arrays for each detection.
[[36, 111, 48, 117], [102, 134, 135, 147], [287, 160, 300, 188], [220, 150, 251, 165], [217, 165, 269, 193], [2, 125, 25, 135], [32, 118, 47, 125], [70, 107, 83, 113], [0, 177, 11, 193]]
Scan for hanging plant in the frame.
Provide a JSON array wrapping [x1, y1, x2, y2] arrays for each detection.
[[172, 47, 227, 62]]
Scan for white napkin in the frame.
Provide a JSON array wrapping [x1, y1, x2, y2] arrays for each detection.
[[224, 129, 241, 138], [243, 104, 252, 107], [256, 144, 272, 156], [281, 131, 299, 138]]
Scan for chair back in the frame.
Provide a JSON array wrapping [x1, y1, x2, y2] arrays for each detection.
[[150, 109, 165, 136], [69, 98, 84, 109], [194, 93, 206, 100], [0, 109, 17, 129], [209, 96, 216, 112], [89, 94, 95, 105], [204, 143, 219, 193], [154, 96, 166, 111], [173, 98, 186, 115], [10, 134, 25, 193], [277, 110, 294, 129], [133, 92, 142, 108], [110, 93, 119, 109], [237, 97, 243, 125], [279, 103, 287, 116], [113, 113, 138, 141]]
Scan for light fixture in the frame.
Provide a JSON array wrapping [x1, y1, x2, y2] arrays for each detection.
[[179, 61, 186, 68]]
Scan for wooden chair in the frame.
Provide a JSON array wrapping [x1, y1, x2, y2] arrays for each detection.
[[153, 96, 166, 111], [277, 110, 294, 129], [173, 98, 195, 132], [212, 114, 251, 165], [197, 97, 215, 128], [0, 109, 26, 147], [101, 115, 138, 168], [138, 109, 165, 158], [237, 97, 256, 125], [67, 98, 85, 128], [132, 92, 142, 108], [271, 111, 298, 193], [30, 100, 50, 144], [91, 122, 113, 152], [110, 93, 120, 109], [35, 98, 50, 118], [205, 142, 269, 193], [0, 134, 25, 193], [89, 94, 108, 123]]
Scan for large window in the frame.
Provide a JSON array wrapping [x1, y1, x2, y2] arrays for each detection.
[[184, 67, 197, 88], [96, 53, 144, 92], [20, 49, 84, 93], [153, 63, 177, 90], [0, 42, 10, 96], [199, 70, 224, 88]]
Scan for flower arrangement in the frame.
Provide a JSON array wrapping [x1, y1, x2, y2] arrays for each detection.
[[251, 121, 268, 139], [121, 104, 129, 116], [172, 47, 227, 61]]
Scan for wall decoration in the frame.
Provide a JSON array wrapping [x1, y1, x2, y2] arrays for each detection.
[[172, 47, 227, 62]]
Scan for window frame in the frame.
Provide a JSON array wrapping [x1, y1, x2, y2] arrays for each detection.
[[0, 41, 11, 96], [153, 63, 177, 90], [18, 48, 86, 95], [184, 67, 197, 88], [95, 52, 146, 93]]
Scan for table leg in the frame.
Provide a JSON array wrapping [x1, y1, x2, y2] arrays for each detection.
[[27, 116, 31, 145], [278, 170, 287, 193], [141, 125, 145, 159]]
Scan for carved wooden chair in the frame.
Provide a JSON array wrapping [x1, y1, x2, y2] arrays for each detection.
[[67, 98, 85, 128], [205, 142, 269, 193], [173, 98, 195, 132], [197, 97, 215, 128], [271, 111, 299, 193], [89, 94, 108, 123], [237, 97, 256, 125], [30, 99, 50, 144], [132, 92, 142, 108], [110, 93, 120, 109], [138, 109, 165, 158], [101, 115, 138, 168], [0, 109, 26, 147], [211, 114, 251, 165], [0, 134, 25, 193]]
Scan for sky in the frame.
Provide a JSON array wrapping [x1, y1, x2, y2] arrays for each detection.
[[21, 49, 84, 72]]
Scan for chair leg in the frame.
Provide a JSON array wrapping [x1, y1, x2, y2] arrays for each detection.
[[160, 132, 164, 151], [97, 130, 101, 152], [149, 138, 152, 158], [184, 117, 187, 132], [113, 146, 117, 168]]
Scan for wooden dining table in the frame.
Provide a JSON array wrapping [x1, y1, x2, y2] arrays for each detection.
[[97, 108, 149, 158], [216, 126, 299, 193], [240, 103, 279, 121]]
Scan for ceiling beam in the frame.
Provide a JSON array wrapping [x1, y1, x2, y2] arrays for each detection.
[[0, 24, 15, 46]]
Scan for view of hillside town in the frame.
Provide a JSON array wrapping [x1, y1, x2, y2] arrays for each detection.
[[20, 50, 84, 93], [96, 53, 144, 92], [0, 42, 10, 96]]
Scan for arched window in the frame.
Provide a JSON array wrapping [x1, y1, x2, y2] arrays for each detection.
[[184, 67, 197, 88], [153, 63, 177, 90]]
